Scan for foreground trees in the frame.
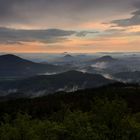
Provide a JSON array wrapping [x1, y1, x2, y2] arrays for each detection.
[[0, 98, 140, 140]]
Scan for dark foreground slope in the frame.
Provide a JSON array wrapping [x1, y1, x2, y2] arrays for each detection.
[[0, 84, 140, 139], [0, 83, 140, 117]]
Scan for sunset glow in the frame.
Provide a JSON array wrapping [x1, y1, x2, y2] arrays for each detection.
[[0, 0, 140, 53]]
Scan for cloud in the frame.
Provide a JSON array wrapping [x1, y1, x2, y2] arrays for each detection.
[[76, 31, 99, 37], [0, 27, 76, 44], [96, 28, 126, 38], [0, 27, 99, 44], [110, 2, 140, 27], [111, 10, 140, 27], [104, 29, 126, 33], [96, 28, 140, 38], [0, 0, 136, 28]]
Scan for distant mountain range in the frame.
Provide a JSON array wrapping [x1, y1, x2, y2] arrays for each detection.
[[95, 56, 117, 62], [0, 70, 115, 98], [0, 53, 139, 99], [0, 54, 66, 78], [89, 55, 117, 63], [49, 54, 92, 66], [63, 54, 73, 58], [52, 54, 76, 64]]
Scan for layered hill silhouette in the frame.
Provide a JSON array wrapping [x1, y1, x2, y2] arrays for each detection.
[[0, 54, 65, 78], [0, 70, 115, 97]]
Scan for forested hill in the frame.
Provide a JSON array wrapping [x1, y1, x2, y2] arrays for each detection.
[[0, 83, 140, 139], [0, 83, 140, 118]]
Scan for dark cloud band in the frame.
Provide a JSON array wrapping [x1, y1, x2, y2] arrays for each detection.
[[0, 28, 76, 44], [0, 27, 98, 44], [110, 1, 140, 27]]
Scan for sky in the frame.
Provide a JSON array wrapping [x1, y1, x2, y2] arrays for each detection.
[[0, 0, 140, 53]]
